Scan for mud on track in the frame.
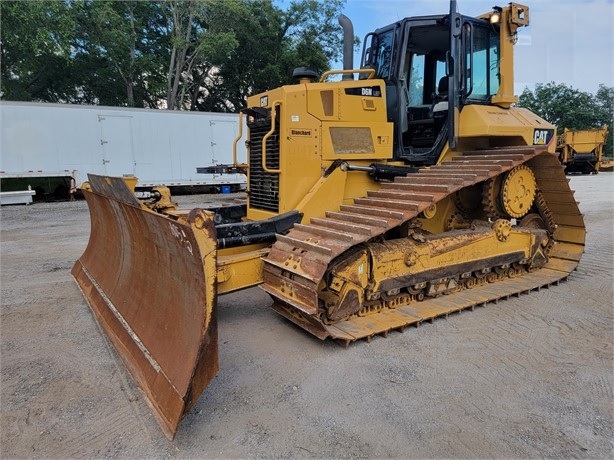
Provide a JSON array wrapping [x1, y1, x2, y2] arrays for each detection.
[[1, 176, 612, 458]]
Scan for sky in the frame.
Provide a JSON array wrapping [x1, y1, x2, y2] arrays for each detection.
[[334, 0, 614, 95]]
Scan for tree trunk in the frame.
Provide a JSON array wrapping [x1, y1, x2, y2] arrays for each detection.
[[166, 1, 194, 110]]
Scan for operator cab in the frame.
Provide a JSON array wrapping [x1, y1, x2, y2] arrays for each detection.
[[362, 11, 502, 165]]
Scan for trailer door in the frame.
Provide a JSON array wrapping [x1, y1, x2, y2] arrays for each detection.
[[209, 119, 240, 165], [98, 115, 136, 176]]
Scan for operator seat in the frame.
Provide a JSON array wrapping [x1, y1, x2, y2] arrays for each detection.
[[429, 76, 449, 141], [430, 76, 449, 116]]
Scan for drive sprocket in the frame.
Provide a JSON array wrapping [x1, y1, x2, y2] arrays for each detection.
[[501, 164, 536, 218]]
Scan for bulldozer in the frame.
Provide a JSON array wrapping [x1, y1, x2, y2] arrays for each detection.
[[72, 1, 586, 439], [555, 126, 610, 174]]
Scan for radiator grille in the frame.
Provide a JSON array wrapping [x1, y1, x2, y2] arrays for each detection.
[[248, 112, 280, 213]]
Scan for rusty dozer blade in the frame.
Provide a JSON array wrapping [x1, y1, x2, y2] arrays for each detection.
[[71, 174, 218, 440]]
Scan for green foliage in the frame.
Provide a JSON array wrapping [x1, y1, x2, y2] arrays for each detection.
[[518, 82, 613, 157], [71, 1, 169, 107], [1, 1, 77, 101], [182, 0, 345, 112], [1, 0, 347, 110], [594, 84, 614, 132]]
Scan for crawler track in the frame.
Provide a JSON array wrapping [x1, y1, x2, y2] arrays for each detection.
[[262, 147, 586, 343]]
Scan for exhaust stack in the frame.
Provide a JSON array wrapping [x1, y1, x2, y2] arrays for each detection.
[[338, 14, 354, 80]]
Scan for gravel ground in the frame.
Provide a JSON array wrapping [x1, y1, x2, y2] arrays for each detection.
[[1, 174, 612, 459]]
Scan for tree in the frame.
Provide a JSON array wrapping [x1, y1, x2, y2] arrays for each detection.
[[71, 1, 169, 107], [1, 0, 347, 111], [1, 1, 77, 101], [594, 85, 614, 158], [162, 0, 240, 110], [594, 84, 614, 130], [189, 0, 346, 112], [1, 1, 169, 106], [518, 82, 613, 157], [518, 82, 600, 130]]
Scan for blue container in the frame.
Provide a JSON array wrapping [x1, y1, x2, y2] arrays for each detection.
[[220, 185, 231, 194]]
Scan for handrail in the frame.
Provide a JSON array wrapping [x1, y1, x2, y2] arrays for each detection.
[[319, 68, 376, 82], [463, 21, 474, 99], [262, 100, 282, 174], [232, 111, 244, 167]]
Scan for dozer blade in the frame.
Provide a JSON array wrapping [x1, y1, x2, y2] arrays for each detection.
[[71, 175, 218, 440]]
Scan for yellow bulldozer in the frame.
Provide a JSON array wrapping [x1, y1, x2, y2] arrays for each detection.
[[555, 126, 610, 174], [72, 1, 585, 439]]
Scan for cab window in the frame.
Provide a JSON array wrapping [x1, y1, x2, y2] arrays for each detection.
[[466, 25, 500, 100], [374, 30, 394, 79]]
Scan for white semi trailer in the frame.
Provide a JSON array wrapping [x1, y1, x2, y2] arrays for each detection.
[[0, 102, 246, 200]]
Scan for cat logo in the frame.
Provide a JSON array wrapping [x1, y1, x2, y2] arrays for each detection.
[[533, 129, 554, 145]]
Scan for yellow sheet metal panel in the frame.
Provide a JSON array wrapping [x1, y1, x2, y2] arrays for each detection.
[[458, 105, 556, 152], [217, 246, 270, 295]]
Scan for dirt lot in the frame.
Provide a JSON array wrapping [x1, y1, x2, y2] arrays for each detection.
[[1, 174, 612, 458]]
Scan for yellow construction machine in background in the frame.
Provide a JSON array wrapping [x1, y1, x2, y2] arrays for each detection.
[[556, 126, 610, 174], [600, 159, 614, 171], [72, 1, 586, 439]]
